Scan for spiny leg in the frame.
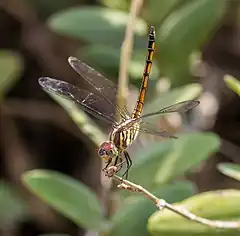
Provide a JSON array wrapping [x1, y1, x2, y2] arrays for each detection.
[[102, 159, 112, 171], [115, 156, 124, 171], [122, 151, 132, 179], [113, 155, 119, 166]]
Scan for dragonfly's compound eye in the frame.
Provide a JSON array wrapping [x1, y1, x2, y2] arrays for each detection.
[[98, 148, 106, 157]]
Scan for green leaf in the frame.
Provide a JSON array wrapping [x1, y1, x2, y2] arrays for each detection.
[[127, 141, 173, 187], [144, 83, 202, 115], [22, 170, 105, 231], [224, 75, 240, 96], [148, 189, 240, 235], [157, 0, 227, 85], [218, 163, 240, 182], [48, 6, 147, 48], [79, 45, 159, 82], [0, 50, 23, 99], [0, 181, 27, 227], [111, 181, 195, 236], [155, 132, 220, 184], [144, 0, 184, 25]]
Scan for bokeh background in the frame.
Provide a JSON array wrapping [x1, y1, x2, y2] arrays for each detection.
[[1, 0, 240, 236]]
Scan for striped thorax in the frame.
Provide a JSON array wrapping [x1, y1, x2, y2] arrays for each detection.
[[110, 119, 140, 151]]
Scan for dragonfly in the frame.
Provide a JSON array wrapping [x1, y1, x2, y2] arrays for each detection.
[[38, 25, 200, 179]]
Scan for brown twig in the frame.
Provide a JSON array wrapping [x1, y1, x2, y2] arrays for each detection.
[[110, 173, 240, 229], [117, 0, 144, 109]]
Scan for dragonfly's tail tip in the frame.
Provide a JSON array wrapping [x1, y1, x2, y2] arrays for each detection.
[[150, 25, 155, 32]]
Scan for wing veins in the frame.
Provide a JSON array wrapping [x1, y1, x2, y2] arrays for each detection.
[[68, 57, 130, 121], [38, 77, 116, 124], [140, 100, 200, 120]]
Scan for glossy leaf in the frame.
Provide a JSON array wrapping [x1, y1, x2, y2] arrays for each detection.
[[148, 189, 240, 235], [155, 132, 220, 184], [224, 75, 240, 96], [48, 6, 147, 48], [0, 50, 22, 99], [144, 0, 184, 25], [218, 163, 240, 182], [22, 170, 105, 231], [111, 181, 195, 236], [157, 0, 227, 85]]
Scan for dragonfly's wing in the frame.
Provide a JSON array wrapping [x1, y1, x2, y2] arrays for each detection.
[[140, 100, 200, 120], [119, 120, 178, 138], [68, 56, 130, 120], [139, 122, 178, 139], [119, 100, 199, 138], [39, 77, 118, 124]]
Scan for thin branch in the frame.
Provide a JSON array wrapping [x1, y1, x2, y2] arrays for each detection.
[[107, 170, 240, 229], [117, 0, 144, 110]]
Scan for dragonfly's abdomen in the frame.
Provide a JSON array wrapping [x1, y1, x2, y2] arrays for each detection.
[[132, 26, 155, 119], [110, 123, 139, 150]]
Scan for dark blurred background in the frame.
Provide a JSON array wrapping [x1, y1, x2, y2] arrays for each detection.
[[0, 0, 240, 236]]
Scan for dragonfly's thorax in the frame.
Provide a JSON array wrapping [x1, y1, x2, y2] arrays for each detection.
[[110, 119, 140, 150], [97, 141, 118, 162]]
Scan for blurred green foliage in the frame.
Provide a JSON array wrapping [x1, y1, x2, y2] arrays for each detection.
[[218, 76, 240, 182], [1, 0, 239, 235], [0, 50, 23, 100], [47, 0, 227, 88], [224, 75, 240, 97], [218, 163, 240, 182], [0, 182, 27, 229], [157, 0, 226, 87]]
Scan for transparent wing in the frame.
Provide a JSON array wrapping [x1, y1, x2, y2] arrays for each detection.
[[119, 100, 199, 137], [139, 122, 178, 139], [141, 100, 200, 120], [38, 77, 120, 124], [118, 120, 178, 139], [68, 56, 130, 120]]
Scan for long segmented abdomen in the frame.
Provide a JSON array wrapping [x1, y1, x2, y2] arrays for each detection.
[[132, 26, 155, 119]]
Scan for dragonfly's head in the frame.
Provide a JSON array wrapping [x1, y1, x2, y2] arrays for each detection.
[[97, 141, 118, 162]]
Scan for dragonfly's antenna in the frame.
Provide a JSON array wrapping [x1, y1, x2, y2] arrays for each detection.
[[132, 25, 155, 119]]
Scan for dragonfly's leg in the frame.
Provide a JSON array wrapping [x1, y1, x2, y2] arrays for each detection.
[[115, 156, 125, 172], [102, 158, 112, 171], [122, 151, 132, 179], [113, 155, 125, 173], [113, 155, 119, 166]]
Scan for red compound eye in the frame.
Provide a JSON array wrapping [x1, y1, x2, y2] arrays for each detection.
[[104, 143, 113, 151], [99, 141, 114, 152]]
